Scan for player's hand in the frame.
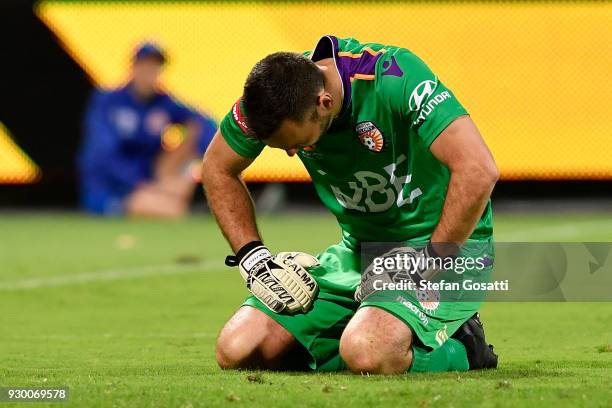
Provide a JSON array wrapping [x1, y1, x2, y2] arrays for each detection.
[[225, 241, 319, 314], [354, 244, 444, 303]]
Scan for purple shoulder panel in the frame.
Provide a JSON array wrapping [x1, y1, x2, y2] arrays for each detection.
[[331, 36, 384, 114], [312, 35, 385, 116]]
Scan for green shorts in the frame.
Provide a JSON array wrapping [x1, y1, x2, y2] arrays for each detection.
[[243, 239, 493, 371]]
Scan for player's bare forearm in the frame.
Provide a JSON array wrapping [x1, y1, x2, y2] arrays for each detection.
[[429, 116, 499, 250], [431, 165, 495, 245], [204, 173, 260, 252], [201, 131, 261, 252]]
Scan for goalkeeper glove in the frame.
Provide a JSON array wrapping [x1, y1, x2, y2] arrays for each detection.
[[354, 243, 448, 303], [225, 241, 319, 314]]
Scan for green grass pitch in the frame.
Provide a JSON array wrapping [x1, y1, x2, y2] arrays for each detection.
[[1, 212, 611, 407]]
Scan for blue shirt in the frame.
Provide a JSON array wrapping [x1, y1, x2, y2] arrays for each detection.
[[77, 84, 216, 213]]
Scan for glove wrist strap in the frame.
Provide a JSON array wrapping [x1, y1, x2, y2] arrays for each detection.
[[426, 242, 459, 260], [225, 240, 272, 274]]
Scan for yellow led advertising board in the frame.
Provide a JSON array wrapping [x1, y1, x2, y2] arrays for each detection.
[[37, 1, 612, 181], [0, 122, 40, 184]]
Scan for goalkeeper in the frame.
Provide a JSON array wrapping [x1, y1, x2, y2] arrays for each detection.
[[202, 36, 499, 373]]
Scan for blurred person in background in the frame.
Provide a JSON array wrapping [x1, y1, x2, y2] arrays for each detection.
[[78, 42, 216, 218]]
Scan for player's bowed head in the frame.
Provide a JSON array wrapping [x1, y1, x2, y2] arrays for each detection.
[[242, 52, 343, 156]]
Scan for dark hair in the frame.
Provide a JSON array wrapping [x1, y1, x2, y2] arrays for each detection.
[[243, 52, 324, 139]]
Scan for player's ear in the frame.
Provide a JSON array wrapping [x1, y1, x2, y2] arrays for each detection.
[[317, 92, 334, 112]]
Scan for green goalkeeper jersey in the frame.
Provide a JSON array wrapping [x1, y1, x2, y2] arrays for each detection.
[[220, 35, 493, 244]]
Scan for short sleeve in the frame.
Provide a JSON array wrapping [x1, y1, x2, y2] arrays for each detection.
[[219, 98, 265, 159], [380, 50, 468, 147]]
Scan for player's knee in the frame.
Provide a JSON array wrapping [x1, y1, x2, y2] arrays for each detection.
[[340, 308, 414, 374], [216, 329, 293, 370], [215, 333, 253, 369], [215, 307, 296, 370], [340, 332, 413, 374], [340, 333, 379, 373], [340, 332, 389, 374]]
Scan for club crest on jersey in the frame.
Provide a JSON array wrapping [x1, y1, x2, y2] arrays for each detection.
[[356, 121, 384, 152]]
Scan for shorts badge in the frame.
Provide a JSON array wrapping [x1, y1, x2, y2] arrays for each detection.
[[356, 121, 384, 152], [416, 289, 440, 312]]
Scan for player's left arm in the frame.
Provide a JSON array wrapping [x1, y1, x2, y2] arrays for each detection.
[[355, 117, 497, 302], [381, 50, 499, 250], [429, 116, 499, 250], [377, 49, 500, 259]]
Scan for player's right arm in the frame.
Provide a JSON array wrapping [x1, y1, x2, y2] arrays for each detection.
[[200, 129, 260, 253], [201, 101, 319, 314]]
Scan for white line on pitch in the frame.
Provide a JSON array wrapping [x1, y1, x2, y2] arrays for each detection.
[[2, 332, 218, 340], [0, 261, 224, 291]]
